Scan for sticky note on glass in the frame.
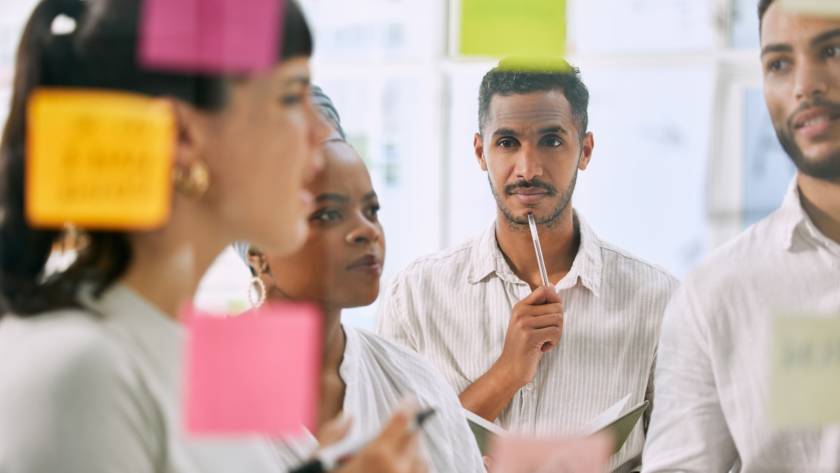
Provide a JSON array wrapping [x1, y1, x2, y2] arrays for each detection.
[[490, 433, 611, 473], [780, 0, 840, 17], [458, 0, 566, 60], [139, 0, 284, 73], [183, 303, 322, 437], [26, 88, 174, 229], [770, 315, 840, 428]]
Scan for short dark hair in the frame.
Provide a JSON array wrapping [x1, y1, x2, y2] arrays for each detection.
[[478, 59, 589, 139], [758, 0, 775, 26]]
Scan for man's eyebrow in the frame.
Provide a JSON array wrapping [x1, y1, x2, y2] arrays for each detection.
[[811, 28, 840, 49], [761, 43, 793, 57], [538, 126, 568, 136], [492, 128, 519, 138]]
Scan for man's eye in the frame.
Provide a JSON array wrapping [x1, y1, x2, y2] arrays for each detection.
[[541, 136, 563, 147], [822, 45, 840, 59], [498, 138, 517, 148], [766, 59, 790, 73]]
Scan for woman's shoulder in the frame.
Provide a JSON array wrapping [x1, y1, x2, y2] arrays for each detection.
[[0, 309, 140, 399]]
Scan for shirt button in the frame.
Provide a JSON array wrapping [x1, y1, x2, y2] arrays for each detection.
[[524, 382, 535, 391]]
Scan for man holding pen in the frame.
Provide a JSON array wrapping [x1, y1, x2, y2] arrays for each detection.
[[377, 59, 677, 472]]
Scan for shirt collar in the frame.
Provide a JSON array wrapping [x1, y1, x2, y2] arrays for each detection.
[[776, 177, 840, 255], [467, 211, 603, 297]]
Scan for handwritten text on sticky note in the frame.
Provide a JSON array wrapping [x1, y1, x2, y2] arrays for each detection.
[[183, 303, 322, 437], [770, 315, 840, 428], [139, 0, 284, 73], [26, 88, 174, 229], [458, 0, 566, 60]]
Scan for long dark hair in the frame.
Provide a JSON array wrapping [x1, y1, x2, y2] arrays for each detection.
[[0, 0, 314, 316]]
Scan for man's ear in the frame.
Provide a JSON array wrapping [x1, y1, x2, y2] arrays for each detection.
[[474, 132, 488, 171], [578, 132, 594, 171]]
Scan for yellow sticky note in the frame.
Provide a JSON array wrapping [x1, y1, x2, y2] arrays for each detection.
[[458, 0, 566, 60], [780, 0, 840, 17], [770, 315, 840, 428], [26, 88, 175, 229]]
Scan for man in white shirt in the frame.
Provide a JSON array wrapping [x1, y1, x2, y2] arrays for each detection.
[[377, 59, 677, 472], [642, 1, 840, 471]]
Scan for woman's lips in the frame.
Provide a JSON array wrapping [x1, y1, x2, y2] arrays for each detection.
[[346, 254, 383, 276]]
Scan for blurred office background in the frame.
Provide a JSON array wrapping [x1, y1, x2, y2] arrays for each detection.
[[0, 0, 794, 329]]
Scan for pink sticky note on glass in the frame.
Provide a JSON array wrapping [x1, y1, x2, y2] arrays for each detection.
[[182, 303, 321, 437], [490, 434, 612, 473], [139, 0, 284, 73]]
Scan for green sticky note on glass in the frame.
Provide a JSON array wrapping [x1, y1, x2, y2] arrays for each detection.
[[458, 0, 566, 60], [780, 0, 840, 17], [770, 315, 840, 428]]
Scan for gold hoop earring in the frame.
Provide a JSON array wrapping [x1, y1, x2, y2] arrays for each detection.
[[248, 276, 267, 308], [174, 161, 210, 198]]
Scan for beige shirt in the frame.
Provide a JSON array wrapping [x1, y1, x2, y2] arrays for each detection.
[[377, 213, 678, 470], [0, 285, 284, 473], [274, 325, 485, 473], [642, 182, 840, 473]]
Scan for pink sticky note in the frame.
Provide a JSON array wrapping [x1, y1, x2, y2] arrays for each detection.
[[490, 433, 612, 473], [183, 303, 321, 437], [139, 0, 284, 73]]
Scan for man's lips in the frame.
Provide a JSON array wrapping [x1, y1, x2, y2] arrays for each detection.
[[792, 107, 840, 139]]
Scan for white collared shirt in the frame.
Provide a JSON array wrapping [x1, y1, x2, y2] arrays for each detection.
[[0, 285, 284, 473], [274, 325, 485, 473], [642, 181, 840, 473], [377, 212, 678, 471]]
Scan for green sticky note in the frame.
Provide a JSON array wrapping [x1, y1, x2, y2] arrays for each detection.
[[459, 0, 566, 60], [780, 0, 840, 18], [770, 315, 840, 428]]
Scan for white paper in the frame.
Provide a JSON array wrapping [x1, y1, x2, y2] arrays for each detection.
[[581, 393, 631, 434]]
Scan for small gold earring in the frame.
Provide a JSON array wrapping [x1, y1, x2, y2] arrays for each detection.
[[173, 161, 210, 198]]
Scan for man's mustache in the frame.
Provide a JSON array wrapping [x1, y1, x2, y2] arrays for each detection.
[[504, 179, 558, 195], [787, 97, 840, 130]]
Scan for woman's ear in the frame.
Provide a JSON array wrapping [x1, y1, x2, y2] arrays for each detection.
[[247, 250, 270, 276], [170, 99, 211, 198]]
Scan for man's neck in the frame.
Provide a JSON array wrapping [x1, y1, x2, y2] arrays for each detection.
[[494, 207, 580, 289], [797, 174, 840, 245]]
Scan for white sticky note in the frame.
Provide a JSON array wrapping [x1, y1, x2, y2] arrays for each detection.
[[770, 315, 840, 428]]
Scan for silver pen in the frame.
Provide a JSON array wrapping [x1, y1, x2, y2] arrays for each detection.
[[527, 213, 551, 287]]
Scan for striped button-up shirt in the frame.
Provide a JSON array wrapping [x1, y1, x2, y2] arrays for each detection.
[[377, 213, 678, 471], [642, 182, 840, 473]]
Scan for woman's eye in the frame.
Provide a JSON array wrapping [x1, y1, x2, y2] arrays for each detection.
[[366, 205, 381, 220], [280, 93, 304, 106], [312, 209, 342, 223]]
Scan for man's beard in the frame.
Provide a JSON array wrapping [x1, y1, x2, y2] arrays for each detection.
[[775, 98, 840, 181], [489, 170, 578, 230]]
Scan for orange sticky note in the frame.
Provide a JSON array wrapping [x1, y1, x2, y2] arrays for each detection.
[[26, 88, 175, 229], [183, 303, 322, 437], [490, 433, 612, 473]]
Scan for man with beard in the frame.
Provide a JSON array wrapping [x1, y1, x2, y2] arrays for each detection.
[[377, 59, 678, 472], [641, 1, 840, 472]]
